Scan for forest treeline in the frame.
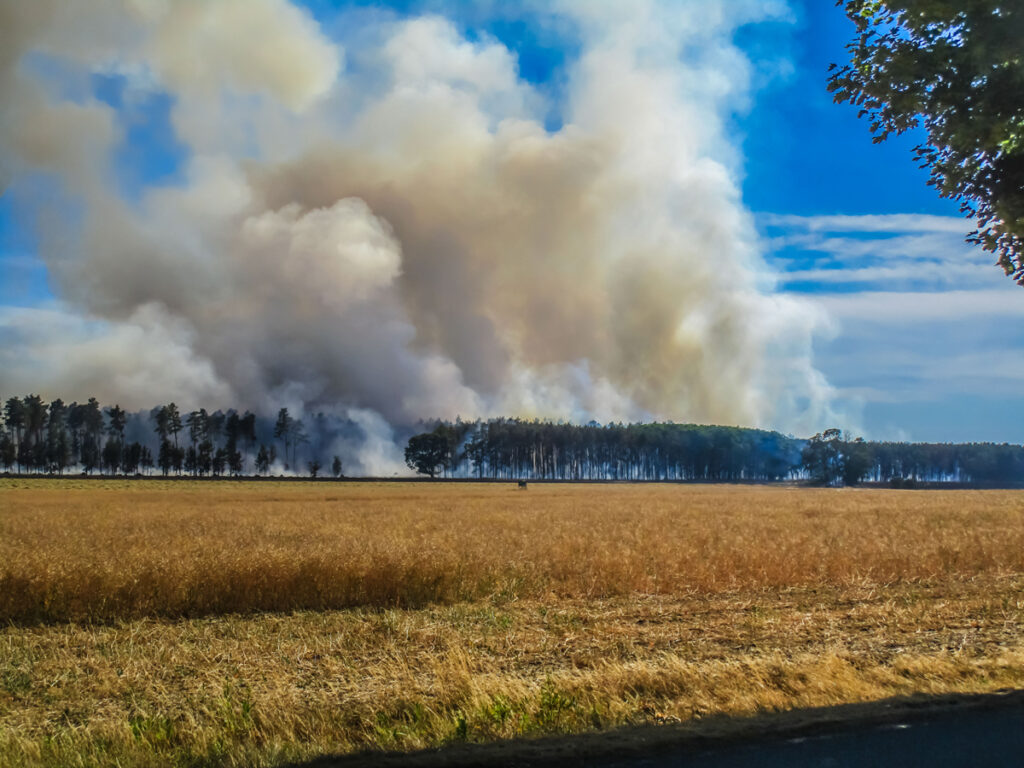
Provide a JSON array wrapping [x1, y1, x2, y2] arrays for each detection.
[[3, 394, 1024, 485], [0, 395, 342, 478], [406, 421, 1024, 486], [405, 419, 801, 481]]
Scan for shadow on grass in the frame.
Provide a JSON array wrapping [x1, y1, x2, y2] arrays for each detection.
[[287, 688, 1024, 768]]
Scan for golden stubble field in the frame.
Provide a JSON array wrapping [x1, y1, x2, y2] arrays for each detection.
[[2, 479, 1024, 767]]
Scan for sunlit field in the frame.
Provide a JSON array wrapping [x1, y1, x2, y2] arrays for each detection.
[[3, 480, 1024, 767]]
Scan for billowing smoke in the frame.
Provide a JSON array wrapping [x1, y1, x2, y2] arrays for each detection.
[[0, 0, 839, 454]]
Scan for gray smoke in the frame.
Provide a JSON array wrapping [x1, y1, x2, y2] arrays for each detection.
[[0, 0, 840, 465]]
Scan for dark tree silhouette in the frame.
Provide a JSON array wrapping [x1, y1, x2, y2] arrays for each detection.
[[140, 445, 154, 475], [106, 404, 126, 472], [405, 430, 458, 478], [102, 437, 121, 474], [158, 440, 175, 476], [123, 442, 146, 475], [186, 409, 208, 454], [212, 447, 227, 476], [151, 405, 170, 443], [802, 428, 844, 485], [166, 403, 183, 449], [80, 398, 104, 474], [23, 395, 48, 470], [46, 399, 70, 474], [274, 408, 294, 470], [207, 410, 226, 449], [292, 418, 308, 470], [0, 433, 15, 471], [255, 444, 271, 475], [841, 436, 873, 487]]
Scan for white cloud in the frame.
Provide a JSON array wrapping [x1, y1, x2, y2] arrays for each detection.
[[763, 213, 973, 234], [764, 211, 1006, 292], [782, 261, 992, 286], [805, 285, 1024, 436], [759, 212, 1024, 437], [812, 289, 1024, 322]]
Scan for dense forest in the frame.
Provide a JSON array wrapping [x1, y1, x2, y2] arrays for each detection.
[[404, 419, 801, 481], [797, 428, 1024, 486], [406, 420, 1024, 485], [3, 394, 1024, 486], [0, 395, 346, 478]]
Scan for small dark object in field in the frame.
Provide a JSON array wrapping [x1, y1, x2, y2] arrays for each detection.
[[518, 480, 528, 490]]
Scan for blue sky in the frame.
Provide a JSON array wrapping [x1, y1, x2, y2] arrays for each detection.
[[734, 1, 1024, 443], [2, 0, 1021, 443]]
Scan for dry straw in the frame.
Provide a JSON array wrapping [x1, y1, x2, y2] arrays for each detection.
[[3, 480, 1024, 624]]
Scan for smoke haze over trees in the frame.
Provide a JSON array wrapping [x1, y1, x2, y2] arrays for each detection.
[[6, 393, 1020, 486], [406, 420, 803, 481], [0, 0, 844, 443], [406, 419, 1024, 485], [1, 394, 410, 478]]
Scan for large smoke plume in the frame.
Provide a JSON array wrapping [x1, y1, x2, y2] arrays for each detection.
[[0, 0, 838, 458]]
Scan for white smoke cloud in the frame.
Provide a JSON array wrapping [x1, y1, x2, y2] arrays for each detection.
[[142, 0, 341, 111], [0, 0, 842, 438], [334, 407, 408, 477], [239, 200, 403, 304], [0, 303, 234, 409]]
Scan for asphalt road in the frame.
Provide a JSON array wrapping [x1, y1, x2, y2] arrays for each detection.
[[607, 703, 1024, 767], [296, 691, 1024, 768]]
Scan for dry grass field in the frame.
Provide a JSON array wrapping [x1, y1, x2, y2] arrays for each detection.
[[2, 479, 1024, 766]]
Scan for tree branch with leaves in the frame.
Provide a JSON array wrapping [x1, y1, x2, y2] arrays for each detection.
[[829, 1, 1024, 281]]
